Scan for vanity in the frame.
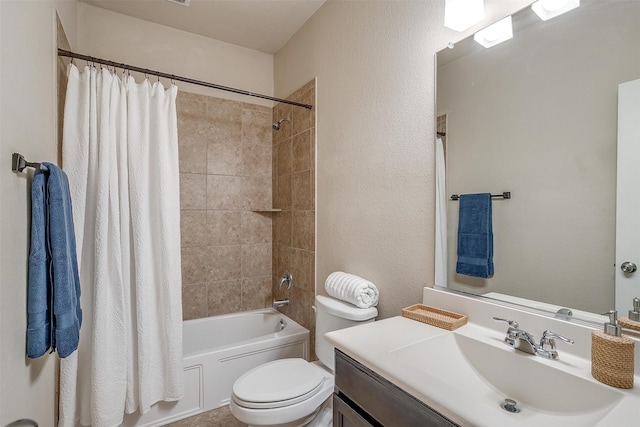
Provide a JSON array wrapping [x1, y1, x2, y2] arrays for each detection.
[[333, 350, 458, 426], [325, 288, 640, 427]]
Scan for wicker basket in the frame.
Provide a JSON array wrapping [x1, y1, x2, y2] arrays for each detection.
[[618, 317, 640, 331], [591, 330, 635, 389], [401, 304, 467, 331]]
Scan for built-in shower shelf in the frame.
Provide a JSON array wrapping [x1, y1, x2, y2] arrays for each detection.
[[251, 208, 282, 213]]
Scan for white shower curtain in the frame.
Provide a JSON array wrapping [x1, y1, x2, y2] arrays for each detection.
[[59, 64, 184, 427], [435, 138, 448, 288]]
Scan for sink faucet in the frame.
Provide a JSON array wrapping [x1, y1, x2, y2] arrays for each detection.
[[273, 299, 289, 309], [493, 317, 574, 360]]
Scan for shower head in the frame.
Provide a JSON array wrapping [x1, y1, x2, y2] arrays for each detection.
[[272, 118, 290, 130]]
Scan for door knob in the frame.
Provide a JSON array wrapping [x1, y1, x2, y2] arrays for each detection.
[[621, 262, 637, 273]]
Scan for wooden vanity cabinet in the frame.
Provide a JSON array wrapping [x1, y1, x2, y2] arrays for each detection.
[[333, 350, 461, 427]]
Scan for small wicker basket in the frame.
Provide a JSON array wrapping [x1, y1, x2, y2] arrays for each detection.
[[618, 317, 640, 331], [401, 304, 467, 331]]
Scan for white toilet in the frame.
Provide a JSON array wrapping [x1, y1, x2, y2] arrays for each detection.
[[229, 295, 377, 427]]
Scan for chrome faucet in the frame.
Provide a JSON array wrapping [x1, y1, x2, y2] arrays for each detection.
[[493, 317, 574, 360], [273, 299, 289, 309]]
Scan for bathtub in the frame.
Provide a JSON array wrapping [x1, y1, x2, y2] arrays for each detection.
[[122, 308, 309, 427]]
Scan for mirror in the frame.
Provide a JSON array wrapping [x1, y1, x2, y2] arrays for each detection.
[[435, 0, 640, 322]]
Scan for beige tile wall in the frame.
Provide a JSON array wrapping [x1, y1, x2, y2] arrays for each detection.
[[272, 79, 317, 357], [178, 92, 274, 319], [169, 79, 314, 427]]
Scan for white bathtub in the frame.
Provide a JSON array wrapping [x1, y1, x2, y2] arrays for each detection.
[[122, 308, 310, 427]]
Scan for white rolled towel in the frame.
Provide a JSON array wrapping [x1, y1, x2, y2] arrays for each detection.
[[325, 272, 379, 309]]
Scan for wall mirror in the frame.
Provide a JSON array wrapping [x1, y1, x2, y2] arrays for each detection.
[[435, 0, 640, 324]]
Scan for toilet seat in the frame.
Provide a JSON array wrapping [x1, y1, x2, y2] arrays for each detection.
[[232, 359, 326, 409]]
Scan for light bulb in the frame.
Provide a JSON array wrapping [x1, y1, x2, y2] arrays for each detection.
[[444, 0, 485, 32], [531, 0, 580, 21]]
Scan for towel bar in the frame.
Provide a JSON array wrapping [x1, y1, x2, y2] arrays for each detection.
[[450, 191, 510, 201], [11, 153, 48, 172]]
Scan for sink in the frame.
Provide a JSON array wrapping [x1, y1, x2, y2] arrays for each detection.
[[390, 332, 624, 426]]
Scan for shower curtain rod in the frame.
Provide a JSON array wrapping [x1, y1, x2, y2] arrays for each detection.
[[57, 49, 313, 110]]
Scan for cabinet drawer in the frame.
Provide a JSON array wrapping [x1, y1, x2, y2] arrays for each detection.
[[333, 393, 375, 427], [334, 350, 460, 427]]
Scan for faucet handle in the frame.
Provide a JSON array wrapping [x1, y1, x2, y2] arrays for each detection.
[[279, 270, 293, 290], [540, 330, 574, 351], [493, 317, 519, 329]]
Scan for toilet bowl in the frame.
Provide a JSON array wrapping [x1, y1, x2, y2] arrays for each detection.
[[229, 295, 377, 427], [230, 359, 333, 427]]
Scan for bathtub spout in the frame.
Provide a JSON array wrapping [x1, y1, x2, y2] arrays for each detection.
[[273, 299, 289, 309]]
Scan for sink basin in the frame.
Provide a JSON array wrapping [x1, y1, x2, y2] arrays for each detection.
[[390, 332, 624, 426]]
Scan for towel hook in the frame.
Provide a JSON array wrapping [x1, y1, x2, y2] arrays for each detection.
[[12, 153, 48, 172]]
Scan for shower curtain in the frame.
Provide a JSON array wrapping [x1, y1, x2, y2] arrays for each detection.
[[59, 64, 184, 427], [435, 138, 448, 287]]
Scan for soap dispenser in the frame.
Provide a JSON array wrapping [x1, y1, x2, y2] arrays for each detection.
[[618, 297, 640, 331], [591, 310, 634, 389]]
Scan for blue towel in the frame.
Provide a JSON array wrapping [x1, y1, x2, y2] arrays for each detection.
[[26, 169, 51, 358], [43, 162, 82, 358], [26, 163, 82, 358], [456, 193, 494, 278]]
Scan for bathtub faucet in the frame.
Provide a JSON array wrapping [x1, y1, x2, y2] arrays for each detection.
[[273, 299, 289, 309]]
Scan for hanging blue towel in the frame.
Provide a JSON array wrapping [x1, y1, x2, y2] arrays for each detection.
[[43, 162, 82, 358], [456, 193, 494, 278], [26, 169, 51, 358], [26, 163, 82, 358]]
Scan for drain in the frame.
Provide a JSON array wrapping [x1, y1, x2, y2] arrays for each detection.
[[500, 398, 521, 413]]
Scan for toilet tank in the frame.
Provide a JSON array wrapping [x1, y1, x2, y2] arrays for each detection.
[[314, 295, 377, 371]]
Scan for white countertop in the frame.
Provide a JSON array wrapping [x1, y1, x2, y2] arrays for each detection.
[[325, 316, 640, 427]]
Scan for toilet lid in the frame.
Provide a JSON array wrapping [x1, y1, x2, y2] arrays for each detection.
[[232, 359, 325, 409]]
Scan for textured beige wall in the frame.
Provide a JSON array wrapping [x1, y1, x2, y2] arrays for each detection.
[[77, 2, 274, 105], [274, 0, 531, 319], [0, 1, 77, 425]]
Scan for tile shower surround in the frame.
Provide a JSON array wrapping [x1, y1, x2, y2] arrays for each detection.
[[272, 80, 316, 357], [178, 80, 316, 358], [178, 93, 273, 319]]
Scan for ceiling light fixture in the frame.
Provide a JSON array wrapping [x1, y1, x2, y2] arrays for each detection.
[[473, 16, 513, 48], [444, 0, 485, 32], [531, 0, 580, 21]]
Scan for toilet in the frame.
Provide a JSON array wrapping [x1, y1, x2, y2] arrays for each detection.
[[229, 295, 377, 427]]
